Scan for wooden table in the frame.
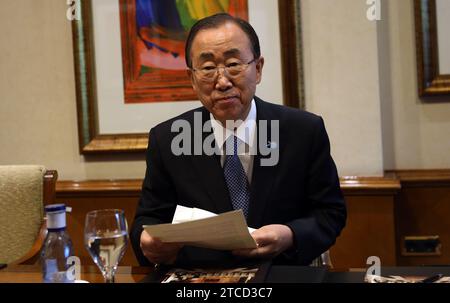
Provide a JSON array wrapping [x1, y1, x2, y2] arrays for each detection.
[[0, 264, 152, 283], [3, 264, 448, 284]]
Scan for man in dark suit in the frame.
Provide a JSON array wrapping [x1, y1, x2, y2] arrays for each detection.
[[130, 13, 346, 267]]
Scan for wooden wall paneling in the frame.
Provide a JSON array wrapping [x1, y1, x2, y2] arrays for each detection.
[[55, 177, 401, 269], [390, 170, 450, 266], [55, 180, 142, 267], [331, 177, 400, 268], [53, 171, 450, 268]]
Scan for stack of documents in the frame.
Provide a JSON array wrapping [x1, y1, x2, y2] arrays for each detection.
[[143, 206, 257, 250]]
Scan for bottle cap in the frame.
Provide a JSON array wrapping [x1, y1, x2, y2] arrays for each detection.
[[45, 203, 67, 230]]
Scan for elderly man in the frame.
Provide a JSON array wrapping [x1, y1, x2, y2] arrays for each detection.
[[130, 13, 346, 268]]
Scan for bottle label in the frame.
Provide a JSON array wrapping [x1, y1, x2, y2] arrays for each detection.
[[45, 204, 67, 229], [46, 212, 66, 229]]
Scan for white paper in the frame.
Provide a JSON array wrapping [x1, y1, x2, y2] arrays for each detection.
[[172, 205, 256, 233], [172, 205, 217, 223], [143, 209, 257, 250]]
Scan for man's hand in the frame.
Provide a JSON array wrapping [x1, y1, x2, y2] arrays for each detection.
[[140, 230, 183, 265], [232, 224, 294, 259]]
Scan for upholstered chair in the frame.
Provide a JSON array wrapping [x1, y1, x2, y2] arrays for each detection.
[[0, 165, 57, 265]]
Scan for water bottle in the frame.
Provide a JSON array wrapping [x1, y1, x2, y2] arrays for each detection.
[[41, 204, 75, 283]]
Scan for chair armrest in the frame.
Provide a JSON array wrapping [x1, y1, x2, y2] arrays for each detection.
[[10, 221, 47, 265], [43, 170, 57, 204]]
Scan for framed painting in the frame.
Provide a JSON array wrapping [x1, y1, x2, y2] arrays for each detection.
[[414, 0, 450, 97], [120, 0, 248, 103], [71, 0, 304, 154]]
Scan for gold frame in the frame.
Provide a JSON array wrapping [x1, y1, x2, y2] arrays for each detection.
[[414, 0, 450, 97], [71, 0, 304, 154]]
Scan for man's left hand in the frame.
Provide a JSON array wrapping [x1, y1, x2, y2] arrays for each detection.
[[232, 224, 294, 259]]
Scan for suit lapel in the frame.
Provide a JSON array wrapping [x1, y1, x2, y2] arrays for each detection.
[[190, 108, 233, 214], [189, 99, 280, 222], [247, 98, 279, 228]]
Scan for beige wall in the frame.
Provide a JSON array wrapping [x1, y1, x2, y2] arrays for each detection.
[[302, 0, 384, 176], [1, 0, 449, 181], [0, 0, 145, 180], [302, 0, 450, 174], [379, 0, 450, 169]]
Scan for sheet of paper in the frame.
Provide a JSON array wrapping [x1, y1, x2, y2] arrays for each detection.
[[172, 205, 217, 223], [172, 205, 256, 233], [143, 209, 257, 250]]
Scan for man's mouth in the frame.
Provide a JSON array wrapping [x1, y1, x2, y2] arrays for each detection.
[[215, 95, 239, 103]]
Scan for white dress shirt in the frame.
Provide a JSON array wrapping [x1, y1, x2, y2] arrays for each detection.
[[210, 99, 257, 183]]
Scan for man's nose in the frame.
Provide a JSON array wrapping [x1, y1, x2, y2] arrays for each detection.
[[215, 68, 233, 91]]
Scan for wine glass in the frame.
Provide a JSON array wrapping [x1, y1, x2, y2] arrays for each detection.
[[84, 209, 128, 283]]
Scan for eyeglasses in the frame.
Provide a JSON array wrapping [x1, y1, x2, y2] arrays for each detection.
[[190, 58, 257, 82]]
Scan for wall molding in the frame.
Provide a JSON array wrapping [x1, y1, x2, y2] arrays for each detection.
[[386, 169, 450, 187], [57, 179, 142, 197], [57, 176, 403, 196], [340, 176, 400, 195], [57, 170, 450, 195]]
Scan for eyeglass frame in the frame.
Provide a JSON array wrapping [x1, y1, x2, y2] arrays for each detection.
[[189, 57, 258, 82]]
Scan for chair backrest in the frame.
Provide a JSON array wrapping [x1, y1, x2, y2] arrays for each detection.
[[0, 165, 57, 264]]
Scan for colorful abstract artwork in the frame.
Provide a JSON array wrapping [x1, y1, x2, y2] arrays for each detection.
[[119, 0, 248, 103]]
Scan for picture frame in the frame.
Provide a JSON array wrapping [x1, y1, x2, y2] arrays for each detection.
[[414, 0, 450, 97], [72, 0, 304, 154]]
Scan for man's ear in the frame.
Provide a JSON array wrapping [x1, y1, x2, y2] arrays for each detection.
[[186, 68, 197, 92], [255, 56, 264, 84]]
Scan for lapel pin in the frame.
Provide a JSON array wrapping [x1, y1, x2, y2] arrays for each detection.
[[267, 141, 277, 149]]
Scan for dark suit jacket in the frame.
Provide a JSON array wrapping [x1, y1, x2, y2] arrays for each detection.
[[130, 97, 346, 267]]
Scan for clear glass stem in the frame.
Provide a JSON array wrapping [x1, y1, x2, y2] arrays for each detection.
[[104, 272, 115, 283]]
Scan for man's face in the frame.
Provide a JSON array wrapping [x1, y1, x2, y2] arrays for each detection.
[[187, 22, 264, 125]]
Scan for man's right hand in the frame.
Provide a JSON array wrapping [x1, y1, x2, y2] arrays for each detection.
[[140, 230, 183, 265]]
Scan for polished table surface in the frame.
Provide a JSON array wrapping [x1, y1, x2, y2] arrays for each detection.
[[1, 264, 450, 283], [0, 264, 152, 283], [0, 264, 330, 283]]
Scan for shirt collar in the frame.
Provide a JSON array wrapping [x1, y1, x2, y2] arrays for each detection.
[[210, 99, 257, 153]]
